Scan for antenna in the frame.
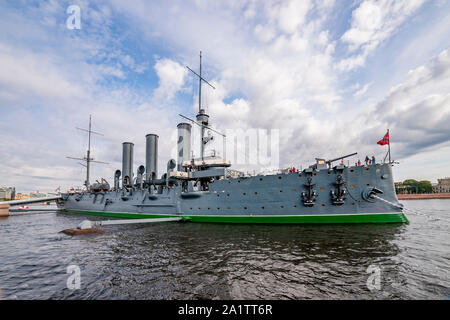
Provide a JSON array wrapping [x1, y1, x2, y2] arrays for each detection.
[[67, 115, 109, 190], [186, 51, 216, 160]]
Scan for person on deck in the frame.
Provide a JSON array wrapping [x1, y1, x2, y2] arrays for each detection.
[[372, 156, 376, 165], [365, 156, 370, 165], [357, 159, 361, 166]]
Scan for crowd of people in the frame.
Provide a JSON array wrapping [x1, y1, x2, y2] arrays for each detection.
[[286, 155, 376, 173], [355, 155, 376, 166]]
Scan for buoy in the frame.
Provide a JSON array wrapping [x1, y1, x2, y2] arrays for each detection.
[[61, 228, 104, 236], [60, 217, 182, 236], [0, 204, 10, 217]]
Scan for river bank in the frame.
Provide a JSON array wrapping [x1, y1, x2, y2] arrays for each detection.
[[397, 193, 450, 200]]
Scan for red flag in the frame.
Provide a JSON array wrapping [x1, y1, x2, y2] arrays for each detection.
[[377, 131, 389, 145]]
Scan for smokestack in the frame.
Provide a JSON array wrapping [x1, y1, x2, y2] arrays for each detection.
[[122, 142, 134, 187], [145, 134, 158, 182], [177, 123, 192, 171]]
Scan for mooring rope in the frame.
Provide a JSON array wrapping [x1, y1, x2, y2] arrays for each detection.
[[372, 195, 403, 209], [373, 195, 448, 222]]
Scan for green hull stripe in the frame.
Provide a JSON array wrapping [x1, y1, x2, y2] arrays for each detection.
[[64, 209, 409, 224]]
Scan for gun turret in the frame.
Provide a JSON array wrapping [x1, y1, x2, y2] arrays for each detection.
[[326, 152, 358, 167]]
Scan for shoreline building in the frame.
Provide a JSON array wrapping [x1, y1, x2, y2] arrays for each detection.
[[432, 178, 450, 193], [0, 187, 16, 201]]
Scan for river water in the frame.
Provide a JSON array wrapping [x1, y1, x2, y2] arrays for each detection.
[[0, 200, 449, 300]]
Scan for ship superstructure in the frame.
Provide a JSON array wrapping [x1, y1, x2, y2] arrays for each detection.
[[58, 53, 408, 224]]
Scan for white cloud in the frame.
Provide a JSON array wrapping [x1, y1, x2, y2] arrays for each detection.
[[1, 0, 449, 192], [370, 49, 450, 159], [275, 0, 312, 34], [153, 58, 187, 101], [353, 82, 373, 98], [0, 44, 87, 103], [338, 0, 427, 71]]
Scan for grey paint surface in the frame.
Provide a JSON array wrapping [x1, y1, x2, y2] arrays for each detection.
[[60, 163, 403, 218]]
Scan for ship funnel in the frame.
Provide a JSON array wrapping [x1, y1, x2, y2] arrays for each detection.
[[114, 170, 121, 190], [177, 123, 192, 171], [122, 142, 134, 187], [145, 134, 158, 182]]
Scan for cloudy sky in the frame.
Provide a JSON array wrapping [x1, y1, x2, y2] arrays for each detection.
[[1, 0, 449, 193]]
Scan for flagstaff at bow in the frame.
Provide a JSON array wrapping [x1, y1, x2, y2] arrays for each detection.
[[378, 129, 391, 163]]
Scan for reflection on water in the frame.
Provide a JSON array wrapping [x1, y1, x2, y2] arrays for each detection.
[[0, 200, 449, 299]]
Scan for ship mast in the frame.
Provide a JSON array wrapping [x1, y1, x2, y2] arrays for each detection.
[[186, 51, 216, 161], [67, 115, 108, 190]]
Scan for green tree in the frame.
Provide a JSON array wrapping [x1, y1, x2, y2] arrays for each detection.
[[402, 179, 432, 194], [418, 180, 432, 193]]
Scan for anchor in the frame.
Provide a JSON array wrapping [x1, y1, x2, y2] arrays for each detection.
[[301, 176, 317, 207], [330, 174, 347, 205]]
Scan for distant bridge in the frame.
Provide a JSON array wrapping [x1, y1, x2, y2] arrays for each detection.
[[0, 196, 63, 217]]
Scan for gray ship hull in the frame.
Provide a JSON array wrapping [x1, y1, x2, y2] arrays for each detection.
[[59, 163, 408, 224]]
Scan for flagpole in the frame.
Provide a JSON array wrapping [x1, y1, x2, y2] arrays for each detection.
[[388, 129, 391, 163]]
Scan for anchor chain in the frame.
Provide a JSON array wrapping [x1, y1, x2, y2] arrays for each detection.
[[344, 183, 361, 203]]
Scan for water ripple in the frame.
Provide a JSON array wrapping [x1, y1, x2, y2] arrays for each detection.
[[0, 200, 449, 299]]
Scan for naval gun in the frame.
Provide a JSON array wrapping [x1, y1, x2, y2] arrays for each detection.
[[311, 152, 358, 170]]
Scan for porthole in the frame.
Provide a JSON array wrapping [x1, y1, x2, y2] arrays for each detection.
[[217, 207, 220, 210], [280, 205, 284, 209], [280, 190, 283, 193], [352, 202, 355, 206], [350, 169, 354, 173], [259, 178, 263, 181], [298, 174, 302, 178], [313, 173, 317, 176], [244, 207, 247, 210], [366, 184, 370, 187], [243, 192, 246, 196], [293, 205, 297, 208], [365, 168, 370, 171], [238, 180, 241, 183], [227, 194, 230, 197], [261, 206, 265, 210], [254, 192, 258, 195], [278, 176, 282, 180], [322, 204, 326, 207]]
